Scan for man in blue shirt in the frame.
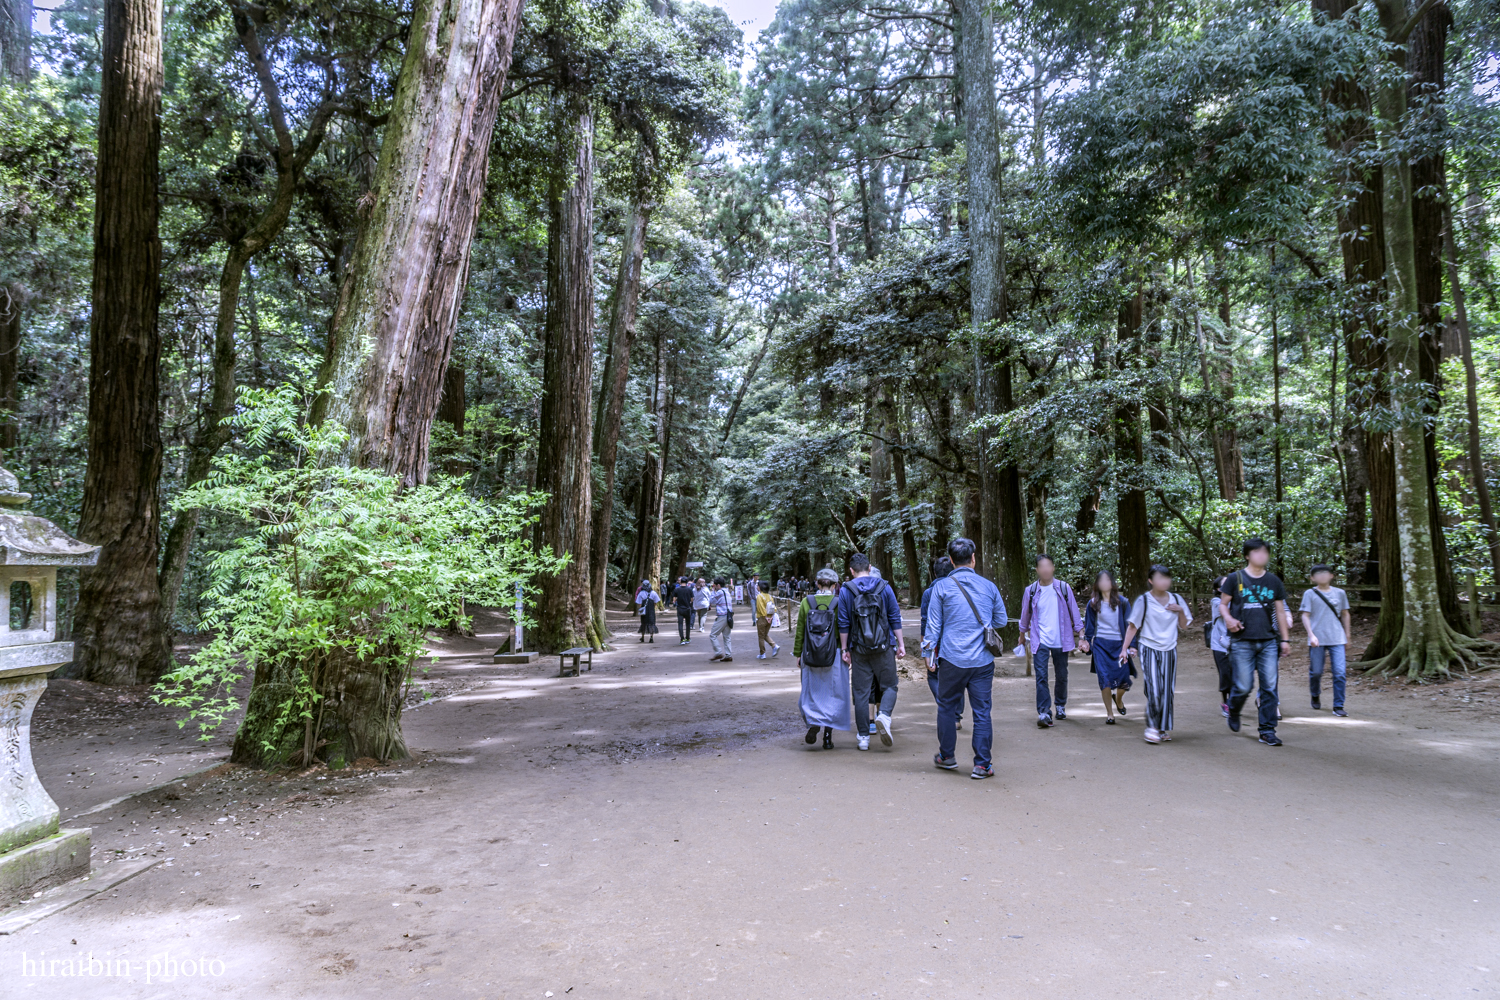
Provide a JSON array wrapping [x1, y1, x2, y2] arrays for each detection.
[[837, 553, 906, 751], [922, 537, 1008, 779]]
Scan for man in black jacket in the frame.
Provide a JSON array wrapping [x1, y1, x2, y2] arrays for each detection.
[[672, 576, 696, 644]]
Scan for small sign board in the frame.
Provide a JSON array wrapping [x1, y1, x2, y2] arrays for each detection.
[[685, 561, 704, 568]]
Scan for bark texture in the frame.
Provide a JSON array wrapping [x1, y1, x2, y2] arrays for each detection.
[[1114, 295, 1151, 596], [532, 111, 597, 653], [0, 0, 29, 81], [1365, 0, 1496, 676], [316, 0, 526, 487], [73, 0, 164, 686], [589, 198, 649, 639]]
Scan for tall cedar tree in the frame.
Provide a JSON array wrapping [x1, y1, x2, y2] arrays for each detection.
[[74, 0, 164, 686]]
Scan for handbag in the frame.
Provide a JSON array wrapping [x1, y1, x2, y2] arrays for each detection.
[[953, 579, 1004, 657]]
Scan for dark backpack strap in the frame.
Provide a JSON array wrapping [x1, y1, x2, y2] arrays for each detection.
[[953, 579, 986, 630], [1310, 588, 1340, 618]]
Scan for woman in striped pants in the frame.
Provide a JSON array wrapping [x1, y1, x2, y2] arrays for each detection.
[[1119, 565, 1193, 744]]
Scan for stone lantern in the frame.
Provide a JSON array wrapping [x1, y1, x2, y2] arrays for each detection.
[[0, 467, 99, 905]]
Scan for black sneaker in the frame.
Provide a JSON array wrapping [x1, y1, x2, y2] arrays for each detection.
[[1312, 697, 1322, 710], [1332, 707, 1348, 717], [934, 753, 959, 770], [823, 730, 834, 750], [1055, 707, 1067, 720], [1228, 713, 1241, 733], [1037, 714, 1053, 729], [805, 725, 820, 745], [1259, 732, 1283, 747]]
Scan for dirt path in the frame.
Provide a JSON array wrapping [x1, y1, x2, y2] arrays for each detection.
[[9, 619, 1499, 998]]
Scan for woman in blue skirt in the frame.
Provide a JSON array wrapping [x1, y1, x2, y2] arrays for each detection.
[[1082, 570, 1134, 724]]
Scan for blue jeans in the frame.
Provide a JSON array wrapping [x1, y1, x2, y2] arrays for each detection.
[[1229, 639, 1280, 735], [928, 668, 963, 723], [1033, 646, 1069, 716], [1309, 644, 1347, 708], [937, 659, 993, 768]]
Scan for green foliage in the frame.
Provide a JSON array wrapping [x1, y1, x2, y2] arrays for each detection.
[[153, 387, 563, 745]]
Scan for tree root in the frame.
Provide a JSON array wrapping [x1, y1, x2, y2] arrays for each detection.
[[1360, 621, 1500, 679]]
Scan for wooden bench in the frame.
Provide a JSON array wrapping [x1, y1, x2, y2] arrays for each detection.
[[559, 646, 593, 677]]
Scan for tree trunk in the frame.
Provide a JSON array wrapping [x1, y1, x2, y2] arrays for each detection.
[[73, 0, 164, 686], [1115, 295, 1151, 597], [1365, 0, 1496, 676], [315, 0, 526, 487], [437, 362, 466, 431], [0, 286, 18, 454], [868, 392, 895, 583], [884, 390, 923, 603], [1443, 186, 1500, 594], [243, 0, 527, 760], [1211, 256, 1245, 498], [157, 4, 343, 648], [1314, 0, 1390, 612], [532, 109, 596, 653], [1, 0, 29, 81]]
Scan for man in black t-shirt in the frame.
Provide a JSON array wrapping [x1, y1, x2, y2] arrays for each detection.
[[672, 576, 696, 644], [1219, 537, 1291, 745]]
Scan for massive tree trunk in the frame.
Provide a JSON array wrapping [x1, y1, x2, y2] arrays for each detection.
[[1365, 0, 1496, 676], [1209, 256, 1245, 500], [236, 0, 527, 765], [1408, 3, 1469, 634], [626, 328, 668, 600], [315, 0, 525, 487], [1313, 0, 1395, 633], [157, 5, 341, 648], [589, 198, 650, 640], [1114, 295, 1151, 597], [73, 0, 164, 686], [957, 0, 1026, 636], [532, 109, 597, 653]]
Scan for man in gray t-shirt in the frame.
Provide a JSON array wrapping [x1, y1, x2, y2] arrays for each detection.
[[1298, 564, 1352, 715]]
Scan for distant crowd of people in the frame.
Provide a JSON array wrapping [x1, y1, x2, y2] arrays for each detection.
[[634, 534, 1355, 779]]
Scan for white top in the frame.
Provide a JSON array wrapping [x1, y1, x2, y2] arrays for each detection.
[[1034, 584, 1061, 648], [1128, 591, 1192, 652]]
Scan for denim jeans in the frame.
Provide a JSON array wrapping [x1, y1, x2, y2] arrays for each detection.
[[1033, 646, 1069, 716], [1229, 639, 1279, 735], [937, 659, 994, 768], [1309, 644, 1347, 708], [928, 668, 963, 723]]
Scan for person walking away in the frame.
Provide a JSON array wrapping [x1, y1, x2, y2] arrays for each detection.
[[1119, 565, 1192, 744], [1220, 537, 1292, 746], [1082, 570, 1134, 724], [837, 553, 905, 751], [707, 578, 734, 661], [794, 569, 851, 749], [693, 578, 710, 631], [635, 580, 660, 644], [672, 575, 695, 644], [755, 581, 781, 658], [1018, 554, 1085, 728], [923, 537, 1007, 779], [921, 556, 963, 730], [1300, 564, 1352, 716], [1209, 576, 1233, 717]]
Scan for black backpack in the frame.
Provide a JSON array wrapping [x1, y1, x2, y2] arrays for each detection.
[[851, 584, 892, 654], [802, 598, 838, 667]]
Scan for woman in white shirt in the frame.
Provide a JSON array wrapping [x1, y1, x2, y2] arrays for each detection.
[[1120, 565, 1193, 744]]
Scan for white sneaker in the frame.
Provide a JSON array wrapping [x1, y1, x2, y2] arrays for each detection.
[[1144, 727, 1162, 744], [876, 713, 893, 747], [857, 735, 870, 751], [756, 653, 765, 659], [771, 644, 780, 657]]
